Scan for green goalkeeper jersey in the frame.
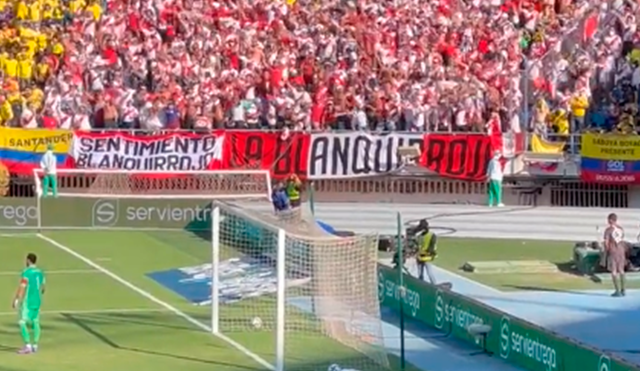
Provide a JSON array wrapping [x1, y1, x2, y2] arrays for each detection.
[[21, 266, 45, 309]]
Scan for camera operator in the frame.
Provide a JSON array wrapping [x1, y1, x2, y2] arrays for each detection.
[[411, 219, 438, 284]]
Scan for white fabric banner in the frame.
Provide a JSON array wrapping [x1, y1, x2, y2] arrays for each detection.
[[70, 132, 225, 171], [307, 132, 423, 179]]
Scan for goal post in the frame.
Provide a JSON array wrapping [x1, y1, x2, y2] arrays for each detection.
[[30, 168, 389, 371], [212, 200, 389, 371]]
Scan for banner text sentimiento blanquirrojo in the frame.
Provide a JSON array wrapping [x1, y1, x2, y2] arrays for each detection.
[[1, 129, 525, 181], [71, 131, 226, 171]]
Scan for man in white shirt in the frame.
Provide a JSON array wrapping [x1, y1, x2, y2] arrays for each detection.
[[486, 150, 504, 207], [39, 144, 57, 198]]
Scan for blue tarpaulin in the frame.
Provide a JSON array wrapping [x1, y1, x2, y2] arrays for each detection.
[[317, 220, 337, 235]]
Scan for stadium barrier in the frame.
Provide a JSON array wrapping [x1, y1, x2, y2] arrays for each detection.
[[377, 265, 640, 371], [0, 128, 633, 207], [2, 176, 630, 208]]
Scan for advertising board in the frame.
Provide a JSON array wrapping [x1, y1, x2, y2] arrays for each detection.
[[0, 198, 213, 230], [0, 198, 308, 272], [377, 265, 639, 371]]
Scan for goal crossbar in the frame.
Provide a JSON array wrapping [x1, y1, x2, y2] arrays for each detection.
[[32, 168, 273, 200]]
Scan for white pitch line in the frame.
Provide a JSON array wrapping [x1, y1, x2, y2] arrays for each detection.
[[0, 308, 170, 316], [0, 269, 100, 276], [36, 233, 275, 371], [0, 233, 38, 238]]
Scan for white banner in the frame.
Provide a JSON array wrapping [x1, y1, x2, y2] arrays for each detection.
[[71, 132, 225, 171], [307, 132, 423, 179]]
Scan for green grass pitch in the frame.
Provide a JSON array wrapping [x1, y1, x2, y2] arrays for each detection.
[[434, 237, 640, 292], [0, 230, 419, 371]]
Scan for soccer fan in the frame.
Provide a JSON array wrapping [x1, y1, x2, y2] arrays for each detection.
[[0, 0, 614, 132]]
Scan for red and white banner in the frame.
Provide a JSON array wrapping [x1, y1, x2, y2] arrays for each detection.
[[226, 131, 310, 179], [421, 134, 494, 181], [307, 132, 423, 179], [0, 129, 525, 181], [70, 131, 225, 171]]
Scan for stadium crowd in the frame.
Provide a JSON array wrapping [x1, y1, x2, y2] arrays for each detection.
[[0, 0, 627, 134], [533, 1, 640, 138]]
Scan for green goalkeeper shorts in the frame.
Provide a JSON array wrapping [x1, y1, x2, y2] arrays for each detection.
[[19, 306, 40, 323]]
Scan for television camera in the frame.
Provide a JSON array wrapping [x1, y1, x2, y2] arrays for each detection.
[[392, 219, 429, 271]]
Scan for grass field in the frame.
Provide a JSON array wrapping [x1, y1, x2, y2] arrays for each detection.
[[0, 230, 418, 371], [435, 237, 633, 292], [0, 229, 614, 371]]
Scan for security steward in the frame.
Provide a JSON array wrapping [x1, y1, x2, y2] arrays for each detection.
[[415, 219, 438, 284], [286, 174, 302, 208]]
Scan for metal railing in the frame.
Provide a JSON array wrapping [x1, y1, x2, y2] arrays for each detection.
[[5, 173, 629, 208]]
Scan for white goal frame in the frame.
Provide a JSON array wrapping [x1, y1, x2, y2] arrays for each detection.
[[32, 168, 273, 231], [29, 168, 385, 371], [212, 205, 286, 371], [32, 168, 273, 199], [32, 168, 286, 371]]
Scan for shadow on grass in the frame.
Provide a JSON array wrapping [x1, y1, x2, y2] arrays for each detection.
[[502, 285, 595, 295], [497, 262, 602, 294], [62, 313, 263, 370], [62, 313, 403, 371], [555, 261, 604, 286], [0, 344, 19, 353], [59, 312, 203, 333]]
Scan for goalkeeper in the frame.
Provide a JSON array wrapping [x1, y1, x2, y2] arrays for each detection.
[[12, 253, 45, 354]]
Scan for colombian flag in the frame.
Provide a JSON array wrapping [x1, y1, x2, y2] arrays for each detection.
[[0, 127, 72, 174]]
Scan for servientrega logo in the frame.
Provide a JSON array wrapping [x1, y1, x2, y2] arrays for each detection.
[[500, 315, 511, 359], [499, 314, 557, 370], [598, 354, 610, 371], [434, 290, 444, 329], [92, 199, 119, 226]]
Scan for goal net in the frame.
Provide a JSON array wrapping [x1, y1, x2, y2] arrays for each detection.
[[31, 169, 389, 371]]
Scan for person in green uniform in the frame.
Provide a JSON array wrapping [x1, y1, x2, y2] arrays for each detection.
[[40, 143, 58, 198], [286, 174, 302, 208], [12, 253, 45, 354]]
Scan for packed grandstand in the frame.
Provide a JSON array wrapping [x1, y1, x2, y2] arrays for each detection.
[[0, 0, 632, 135]]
